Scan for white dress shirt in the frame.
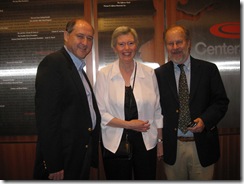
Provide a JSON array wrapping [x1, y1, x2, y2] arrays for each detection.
[[94, 59, 163, 153]]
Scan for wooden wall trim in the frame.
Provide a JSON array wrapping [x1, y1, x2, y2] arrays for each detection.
[[0, 136, 37, 143]]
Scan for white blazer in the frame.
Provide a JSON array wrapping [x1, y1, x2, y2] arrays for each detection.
[[94, 60, 163, 153]]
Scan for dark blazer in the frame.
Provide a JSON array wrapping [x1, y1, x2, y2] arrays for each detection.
[[155, 56, 229, 167], [33, 47, 101, 179]]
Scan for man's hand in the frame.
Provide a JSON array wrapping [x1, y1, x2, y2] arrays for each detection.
[[187, 118, 205, 133], [48, 169, 64, 180]]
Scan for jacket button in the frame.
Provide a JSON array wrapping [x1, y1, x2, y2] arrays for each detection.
[[88, 128, 92, 132], [43, 161, 47, 169], [85, 145, 89, 148], [176, 109, 179, 113], [174, 128, 177, 131]]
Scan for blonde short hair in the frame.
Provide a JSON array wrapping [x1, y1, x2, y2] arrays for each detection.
[[111, 26, 139, 49]]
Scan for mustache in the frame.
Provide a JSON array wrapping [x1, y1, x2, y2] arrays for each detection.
[[171, 50, 182, 54]]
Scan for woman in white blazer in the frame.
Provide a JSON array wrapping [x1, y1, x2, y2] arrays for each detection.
[[94, 26, 163, 180]]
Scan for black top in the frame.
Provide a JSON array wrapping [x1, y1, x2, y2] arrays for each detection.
[[124, 86, 138, 121]]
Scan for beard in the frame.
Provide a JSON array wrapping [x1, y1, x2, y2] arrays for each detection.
[[168, 50, 189, 64]]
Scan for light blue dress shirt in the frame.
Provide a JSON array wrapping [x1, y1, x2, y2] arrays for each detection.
[[173, 56, 193, 137], [64, 46, 96, 129]]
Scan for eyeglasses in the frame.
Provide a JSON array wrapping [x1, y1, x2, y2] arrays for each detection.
[[117, 41, 135, 48], [166, 40, 184, 47]]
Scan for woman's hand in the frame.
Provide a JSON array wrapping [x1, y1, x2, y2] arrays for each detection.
[[128, 119, 150, 132]]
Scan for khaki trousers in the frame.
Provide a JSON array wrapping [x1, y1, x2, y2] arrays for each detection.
[[164, 140, 214, 180]]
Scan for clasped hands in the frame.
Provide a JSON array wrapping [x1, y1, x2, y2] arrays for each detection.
[[127, 119, 150, 132]]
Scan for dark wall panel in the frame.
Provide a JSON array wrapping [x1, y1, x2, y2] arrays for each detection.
[[0, 0, 84, 135]]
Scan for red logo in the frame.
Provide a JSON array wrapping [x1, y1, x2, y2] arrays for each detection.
[[210, 22, 240, 39]]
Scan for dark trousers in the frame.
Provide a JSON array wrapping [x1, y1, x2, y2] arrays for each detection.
[[103, 132, 157, 180]]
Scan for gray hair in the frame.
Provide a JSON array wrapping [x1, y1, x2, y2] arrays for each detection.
[[163, 25, 191, 42]]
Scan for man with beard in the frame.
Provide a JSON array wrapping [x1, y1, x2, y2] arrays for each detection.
[[155, 25, 229, 180]]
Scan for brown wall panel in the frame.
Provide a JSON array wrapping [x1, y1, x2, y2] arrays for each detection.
[[0, 128, 240, 180], [0, 136, 37, 180], [214, 130, 240, 180]]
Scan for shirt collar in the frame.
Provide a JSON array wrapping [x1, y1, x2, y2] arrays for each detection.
[[173, 55, 191, 71], [64, 45, 85, 70], [110, 59, 139, 80], [110, 59, 123, 79]]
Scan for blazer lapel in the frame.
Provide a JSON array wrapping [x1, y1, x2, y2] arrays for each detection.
[[166, 62, 179, 102], [72, 67, 88, 101], [61, 48, 90, 104], [82, 70, 100, 120], [61, 47, 100, 128], [189, 57, 201, 103]]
